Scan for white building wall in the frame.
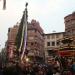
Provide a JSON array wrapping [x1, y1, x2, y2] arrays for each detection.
[[44, 32, 64, 62]]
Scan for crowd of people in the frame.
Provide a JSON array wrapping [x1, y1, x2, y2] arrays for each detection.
[[0, 57, 75, 75]]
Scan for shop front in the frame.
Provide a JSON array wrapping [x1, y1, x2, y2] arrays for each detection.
[[58, 50, 75, 57]]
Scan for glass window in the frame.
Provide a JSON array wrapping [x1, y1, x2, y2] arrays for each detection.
[[52, 41, 55, 46], [47, 35, 50, 39], [71, 20, 75, 24], [47, 42, 50, 46], [31, 42, 33, 45], [56, 34, 59, 38], [56, 41, 59, 46], [51, 35, 55, 39]]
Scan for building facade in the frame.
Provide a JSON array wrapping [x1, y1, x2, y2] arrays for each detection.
[[57, 12, 75, 57], [64, 12, 75, 36], [27, 20, 44, 62], [7, 24, 19, 61], [64, 12, 75, 42], [44, 32, 64, 62], [7, 20, 44, 62]]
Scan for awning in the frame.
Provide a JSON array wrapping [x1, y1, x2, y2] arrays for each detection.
[[58, 50, 75, 57]]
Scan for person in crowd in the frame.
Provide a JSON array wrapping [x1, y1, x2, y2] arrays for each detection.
[[71, 61, 75, 75], [46, 58, 54, 75]]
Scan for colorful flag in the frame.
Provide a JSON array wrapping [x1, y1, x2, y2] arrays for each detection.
[[21, 7, 28, 60], [15, 4, 28, 61], [15, 14, 25, 52]]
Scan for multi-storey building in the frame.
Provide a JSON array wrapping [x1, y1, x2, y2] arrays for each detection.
[[44, 32, 64, 62], [64, 12, 75, 37], [63, 12, 75, 48], [57, 12, 75, 57], [7, 20, 44, 62], [7, 11, 75, 62], [7, 24, 19, 61], [64, 12, 75, 44], [27, 20, 44, 62]]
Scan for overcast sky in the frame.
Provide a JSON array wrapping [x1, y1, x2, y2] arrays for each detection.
[[0, 0, 75, 49]]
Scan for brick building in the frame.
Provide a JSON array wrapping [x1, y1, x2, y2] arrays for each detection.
[[27, 20, 44, 62], [57, 12, 75, 57], [7, 20, 44, 62], [7, 24, 19, 61], [64, 12, 75, 42], [62, 12, 75, 50]]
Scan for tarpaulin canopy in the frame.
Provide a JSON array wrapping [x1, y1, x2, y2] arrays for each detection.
[[58, 50, 75, 57]]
